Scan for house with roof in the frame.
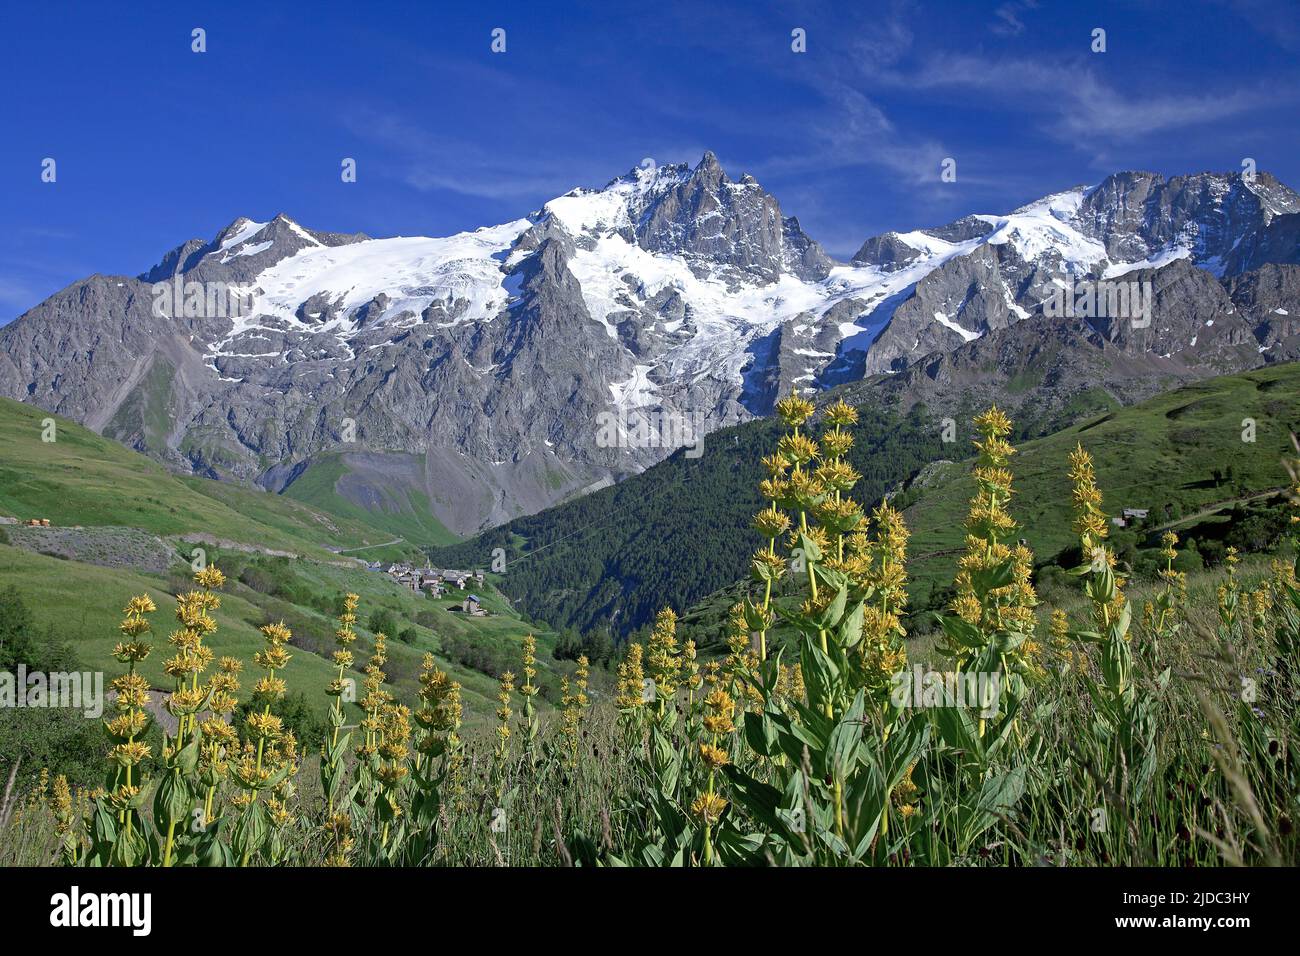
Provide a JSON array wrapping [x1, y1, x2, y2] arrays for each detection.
[[449, 594, 487, 616], [1112, 507, 1150, 528]]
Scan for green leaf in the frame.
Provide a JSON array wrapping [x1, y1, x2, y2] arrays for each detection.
[[932, 703, 983, 760], [959, 766, 1026, 851], [800, 635, 840, 718], [816, 567, 849, 591], [883, 716, 930, 791], [837, 600, 866, 649], [813, 584, 848, 631], [722, 765, 787, 834], [152, 774, 192, 828], [970, 558, 1016, 597], [938, 614, 986, 649], [743, 710, 781, 758], [175, 738, 201, 775], [993, 630, 1029, 653], [827, 691, 866, 780]]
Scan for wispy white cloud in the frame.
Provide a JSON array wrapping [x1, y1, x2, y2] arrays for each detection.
[[341, 101, 715, 206], [341, 108, 588, 201], [753, 82, 950, 185], [901, 53, 1273, 142], [990, 1, 1039, 36]]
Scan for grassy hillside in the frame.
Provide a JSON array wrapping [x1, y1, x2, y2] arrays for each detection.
[[0, 543, 352, 716], [0, 398, 423, 562], [0, 538, 573, 725], [897, 362, 1300, 601], [280, 452, 458, 549]]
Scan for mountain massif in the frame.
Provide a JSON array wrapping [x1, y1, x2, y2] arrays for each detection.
[[4, 156, 1300, 538]]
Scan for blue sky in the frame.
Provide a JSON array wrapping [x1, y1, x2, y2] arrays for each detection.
[[2, 0, 1297, 320]]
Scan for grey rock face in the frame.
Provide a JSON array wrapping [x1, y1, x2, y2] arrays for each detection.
[[619, 152, 833, 281], [1231, 213, 1300, 274], [851, 233, 922, 272], [1076, 170, 1300, 270], [865, 243, 1021, 374]]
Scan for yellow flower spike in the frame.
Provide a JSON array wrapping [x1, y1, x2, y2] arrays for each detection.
[[194, 566, 226, 590], [124, 595, 158, 616], [645, 608, 682, 705], [702, 688, 736, 735], [814, 458, 860, 493], [775, 393, 815, 428], [777, 432, 820, 468], [823, 398, 859, 427], [691, 791, 728, 825], [761, 453, 790, 477], [945, 408, 1038, 676], [698, 742, 730, 769], [752, 508, 791, 539], [615, 643, 647, 713]]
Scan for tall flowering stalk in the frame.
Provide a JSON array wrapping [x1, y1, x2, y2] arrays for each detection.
[[321, 594, 359, 816], [409, 653, 464, 862], [718, 393, 930, 861], [813, 399, 864, 566], [856, 502, 911, 707], [1144, 531, 1185, 660], [941, 408, 1039, 735], [679, 644, 700, 711], [1067, 445, 1133, 698], [753, 451, 792, 664], [774, 395, 834, 696], [232, 619, 297, 866], [1048, 609, 1076, 673], [615, 642, 647, 733], [354, 631, 390, 812], [251, 622, 292, 767], [48, 774, 80, 865], [559, 658, 590, 770], [1217, 547, 1244, 644], [723, 603, 760, 705], [492, 670, 514, 800], [98, 594, 155, 866], [1067, 443, 1157, 800], [574, 655, 591, 720], [517, 635, 541, 770], [157, 566, 224, 867], [692, 685, 734, 865], [1068, 446, 1125, 625], [375, 702, 412, 850], [559, 676, 581, 770], [198, 656, 241, 827]]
